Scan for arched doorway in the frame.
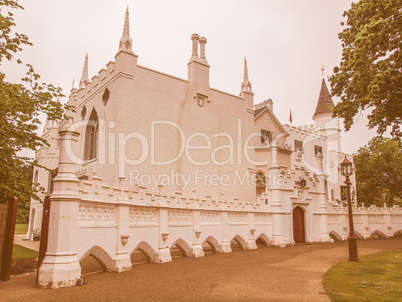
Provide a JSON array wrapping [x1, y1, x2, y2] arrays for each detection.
[[293, 206, 305, 243]]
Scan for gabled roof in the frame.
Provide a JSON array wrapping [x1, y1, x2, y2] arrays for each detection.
[[313, 79, 335, 119], [253, 106, 266, 117], [254, 105, 289, 136]]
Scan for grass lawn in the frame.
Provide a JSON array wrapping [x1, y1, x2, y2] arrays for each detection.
[[324, 249, 402, 302], [12, 244, 38, 259], [15, 223, 28, 234]]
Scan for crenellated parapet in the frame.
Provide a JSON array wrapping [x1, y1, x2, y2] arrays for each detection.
[[35, 119, 60, 160], [284, 124, 327, 139], [254, 100, 270, 111], [329, 203, 401, 214], [76, 170, 259, 212], [68, 60, 117, 109]]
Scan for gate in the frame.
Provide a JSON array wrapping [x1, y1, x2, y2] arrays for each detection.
[[0, 197, 18, 281]]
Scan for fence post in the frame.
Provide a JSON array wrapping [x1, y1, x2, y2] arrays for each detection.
[[0, 197, 18, 281], [0, 204, 8, 265]]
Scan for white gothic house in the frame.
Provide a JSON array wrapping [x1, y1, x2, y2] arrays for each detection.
[[29, 10, 402, 288]]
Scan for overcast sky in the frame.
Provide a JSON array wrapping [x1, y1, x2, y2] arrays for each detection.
[[3, 0, 379, 155]]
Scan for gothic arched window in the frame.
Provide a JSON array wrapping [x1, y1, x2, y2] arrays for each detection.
[[33, 170, 39, 186], [84, 108, 99, 161], [256, 172, 266, 196]]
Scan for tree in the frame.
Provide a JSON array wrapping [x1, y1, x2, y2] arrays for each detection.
[[353, 137, 402, 206], [330, 0, 401, 138], [0, 1, 69, 218]]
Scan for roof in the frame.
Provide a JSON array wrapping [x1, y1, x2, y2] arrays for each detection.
[[313, 79, 335, 119], [254, 105, 289, 136], [253, 106, 266, 117]]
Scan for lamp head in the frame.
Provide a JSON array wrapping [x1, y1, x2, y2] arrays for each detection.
[[340, 157, 353, 177]]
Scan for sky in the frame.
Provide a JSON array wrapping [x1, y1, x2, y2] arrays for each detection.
[[2, 0, 379, 155]]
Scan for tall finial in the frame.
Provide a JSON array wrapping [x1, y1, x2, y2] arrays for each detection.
[[244, 57, 249, 82], [321, 63, 325, 78], [241, 57, 252, 93], [79, 53, 88, 89], [119, 7, 133, 53]]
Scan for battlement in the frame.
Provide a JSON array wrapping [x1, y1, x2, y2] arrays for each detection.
[[76, 169, 258, 211], [284, 124, 326, 140], [330, 201, 401, 214], [254, 99, 273, 111], [35, 120, 60, 160], [68, 60, 117, 109]]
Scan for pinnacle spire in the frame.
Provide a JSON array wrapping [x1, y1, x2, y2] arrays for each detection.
[[241, 57, 252, 93], [244, 57, 249, 82], [119, 7, 133, 53], [79, 53, 88, 89], [312, 78, 335, 119]]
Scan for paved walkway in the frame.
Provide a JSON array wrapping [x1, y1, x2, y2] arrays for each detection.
[[2, 238, 402, 301], [14, 234, 40, 252]]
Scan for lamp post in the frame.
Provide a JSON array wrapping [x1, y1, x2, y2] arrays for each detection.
[[340, 157, 359, 262]]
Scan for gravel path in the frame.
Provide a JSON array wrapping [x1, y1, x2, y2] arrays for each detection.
[[2, 238, 402, 301]]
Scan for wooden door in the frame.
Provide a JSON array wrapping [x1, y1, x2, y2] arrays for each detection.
[[293, 206, 305, 243]]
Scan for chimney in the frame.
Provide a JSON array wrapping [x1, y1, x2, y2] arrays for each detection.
[[190, 34, 199, 60], [187, 34, 210, 88], [198, 36, 208, 64]]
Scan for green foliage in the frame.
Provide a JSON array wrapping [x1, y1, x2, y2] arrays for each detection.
[[0, 1, 70, 215], [330, 0, 402, 138], [14, 222, 28, 234], [354, 137, 402, 206], [324, 249, 402, 301]]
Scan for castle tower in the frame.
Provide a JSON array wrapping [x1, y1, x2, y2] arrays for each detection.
[[312, 78, 335, 129], [240, 58, 255, 192], [312, 67, 341, 151], [313, 68, 342, 189]]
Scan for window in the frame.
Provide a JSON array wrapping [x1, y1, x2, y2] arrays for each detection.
[[331, 189, 334, 200], [294, 140, 303, 152], [33, 170, 39, 186], [340, 186, 347, 201], [81, 106, 87, 120], [102, 88, 110, 106], [48, 169, 58, 194], [256, 172, 266, 196], [84, 108, 99, 161], [261, 130, 271, 145], [315, 145, 323, 156]]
